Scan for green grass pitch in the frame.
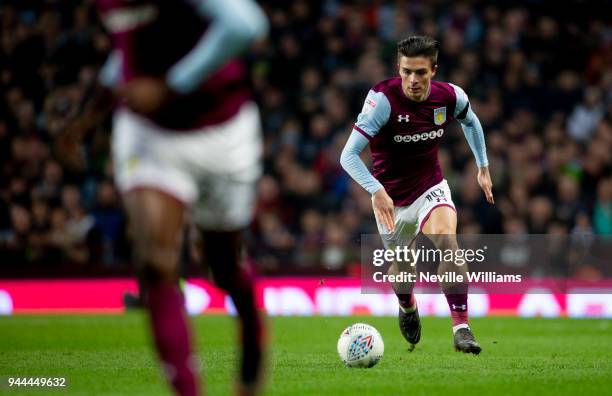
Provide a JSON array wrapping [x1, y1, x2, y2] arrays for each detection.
[[1, 314, 611, 395]]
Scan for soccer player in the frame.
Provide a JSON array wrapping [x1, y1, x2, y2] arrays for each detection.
[[93, 0, 269, 394], [340, 36, 493, 354]]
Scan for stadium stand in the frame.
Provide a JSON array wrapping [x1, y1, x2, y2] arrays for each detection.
[[0, 0, 610, 276]]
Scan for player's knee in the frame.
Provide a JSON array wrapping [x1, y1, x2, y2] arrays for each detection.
[[133, 237, 180, 284], [428, 232, 458, 252], [424, 222, 455, 235]]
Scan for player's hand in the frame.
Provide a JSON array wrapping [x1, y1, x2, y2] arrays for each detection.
[[372, 188, 395, 233], [477, 166, 494, 204], [118, 77, 173, 116]]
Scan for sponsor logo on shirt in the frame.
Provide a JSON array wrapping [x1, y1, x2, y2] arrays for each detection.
[[393, 128, 444, 143], [397, 114, 410, 122]]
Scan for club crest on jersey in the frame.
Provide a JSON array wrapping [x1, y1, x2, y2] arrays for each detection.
[[434, 107, 446, 125]]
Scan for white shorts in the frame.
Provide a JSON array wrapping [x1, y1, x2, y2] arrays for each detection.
[[375, 179, 456, 245], [112, 102, 262, 230]]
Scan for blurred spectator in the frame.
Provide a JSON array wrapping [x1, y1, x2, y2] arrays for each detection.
[[593, 177, 612, 235], [91, 180, 126, 265], [0, 205, 31, 264], [567, 87, 605, 142]]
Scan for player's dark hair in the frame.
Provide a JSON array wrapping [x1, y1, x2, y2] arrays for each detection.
[[397, 36, 439, 67]]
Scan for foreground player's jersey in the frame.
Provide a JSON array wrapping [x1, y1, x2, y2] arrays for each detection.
[[96, 0, 251, 130], [353, 78, 465, 206]]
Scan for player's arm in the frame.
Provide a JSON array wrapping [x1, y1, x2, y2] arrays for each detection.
[[340, 90, 396, 232], [451, 84, 494, 204], [166, 0, 269, 94]]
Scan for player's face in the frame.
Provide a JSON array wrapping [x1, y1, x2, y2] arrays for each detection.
[[397, 56, 437, 102]]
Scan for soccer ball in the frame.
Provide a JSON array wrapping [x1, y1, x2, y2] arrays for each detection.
[[337, 323, 384, 368]]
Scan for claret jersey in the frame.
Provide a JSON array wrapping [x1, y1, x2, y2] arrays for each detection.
[[345, 77, 487, 206], [96, 0, 256, 130]]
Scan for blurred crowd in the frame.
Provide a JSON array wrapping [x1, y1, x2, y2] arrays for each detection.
[[0, 0, 610, 276]]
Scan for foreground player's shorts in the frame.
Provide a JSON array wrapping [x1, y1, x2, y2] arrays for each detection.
[[374, 179, 456, 244], [112, 102, 262, 231]]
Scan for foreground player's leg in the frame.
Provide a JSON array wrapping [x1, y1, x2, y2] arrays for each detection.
[[125, 189, 200, 395], [201, 230, 264, 396], [422, 206, 481, 355]]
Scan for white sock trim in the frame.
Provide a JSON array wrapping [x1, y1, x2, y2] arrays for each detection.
[[452, 323, 470, 334]]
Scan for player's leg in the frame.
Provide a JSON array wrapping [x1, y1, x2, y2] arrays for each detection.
[[192, 172, 263, 395], [188, 101, 264, 394], [112, 107, 203, 393], [199, 230, 264, 395], [376, 206, 418, 310], [375, 206, 421, 349], [390, 236, 422, 351], [388, 258, 417, 311], [420, 205, 481, 354], [420, 206, 465, 322], [124, 189, 200, 395], [194, 181, 264, 395]]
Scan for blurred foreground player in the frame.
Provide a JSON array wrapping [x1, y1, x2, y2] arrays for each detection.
[[341, 36, 493, 354], [94, 0, 269, 394]]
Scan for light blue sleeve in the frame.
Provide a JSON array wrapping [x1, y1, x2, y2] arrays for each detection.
[[98, 50, 121, 88], [450, 83, 489, 167], [166, 0, 269, 94], [339, 90, 391, 195], [340, 131, 384, 195], [354, 90, 392, 137]]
